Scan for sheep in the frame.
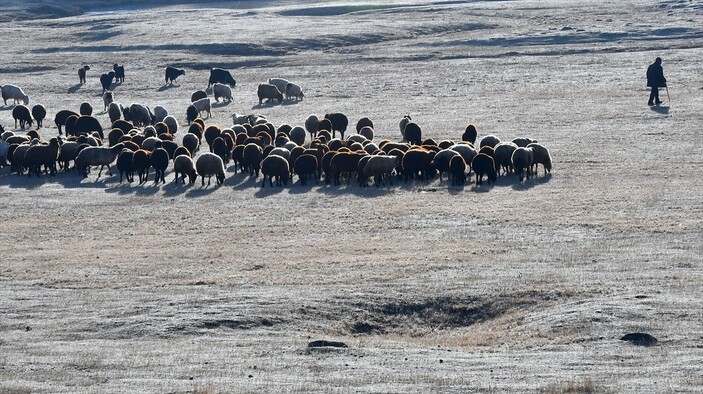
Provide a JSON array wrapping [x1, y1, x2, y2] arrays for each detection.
[[111, 119, 133, 135], [356, 117, 374, 133], [399, 115, 411, 140], [493, 142, 518, 176], [471, 153, 497, 185], [163, 115, 178, 135], [329, 151, 365, 186], [462, 124, 477, 145], [75, 143, 125, 178], [186, 105, 199, 125], [108, 102, 122, 123], [57, 141, 84, 171], [113, 64, 125, 83], [79, 102, 93, 116], [24, 137, 61, 177], [448, 155, 467, 186], [208, 68, 236, 88], [403, 122, 422, 145], [11, 143, 35, 175], [203, 125, 222, 152], [73, 115, 104, 140], [305, 114, 319, 140], [191, 97, 211, 119], [31, 104, 46, 128], [153, 105, 168, 123], [212, 136, 231, 165], [150, 144, 169, 184], [122, 103, 152, 127], [449, 144, 477, 173], [78, 65, 90, 84], [0, 140, 10, 167], [161, 140, 178, 159], [173, 154, 196, 184], [479, 134, 501, 149], [1, 84, 29, 106], [98, 91, 113, 112], [527, 142, 552, 175], [289, 126, 306, 146], [116, 149, 135, 182], [293, 154, 318, 185], [362, 155, 398, 187], [182, 133, 200, 156], [261, 154, 289, 187], [140, 136, 162, 152], [358, 126, 374, 141], [196, 152, 226, 186], [431, 149, 461, 182], [232, 113, 250, 125], [285, 82, 304, 101], [324, 113, 349, 140], [511, 147, 534, 182], [127, 149, 150, 183], [165, 66, 185, 85], [243, 143, 263, 177], [107, 128, 124, 147], [12, 105, 33, 129], [257, 84, 283, 105], [191, 90, 207, 103], [100, 71, 115, 93], [266, 78, 289, 95], [213, 83, 233, 103], [402, 148, 435, 181], [512, 137, 536, 148]]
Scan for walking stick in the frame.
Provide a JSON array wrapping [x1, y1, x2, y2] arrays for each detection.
[[665, 86, 670, 103]]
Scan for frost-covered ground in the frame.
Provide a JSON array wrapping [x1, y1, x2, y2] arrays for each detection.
[[0, 0, 701, 392]]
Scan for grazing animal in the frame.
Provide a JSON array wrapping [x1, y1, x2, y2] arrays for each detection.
[[163, 115, 178, 135], [261, 154, 290, 187], [257, 84, 283, 105], [356, 117, 374, 133], [79, 102, 93, 116], [196, 152, 226, 186], [362, 155, 398, 187], [479, 134, 501, 149], [149, 144, 169, 184], [289, 126, 306, 146], [24, 137, 61, 177], [152, 106, 168, 123], [403, 122, 422, 145], [511, 147, 534, 182], [448, 155, 466, 186], [108, 102, 122, 123], [1, 84, 29, 106], [122, 103, 152, 127], [116, 149, 135, 182], [213, 83, 233, 103], [191, 90, 207, 102], [285, 83, 304, 101], [131, 149, 151, 183], [512, 137, 536, 148], [243, 143, 263, 177], [12, 105, 33, 129], [471, 153, 497, 185], [493, 142, 518, 175], [431, 149, 461, 182], [31, 104, 46, 128], [324, 113, 349, 140], [399, 115, 411, 140], [113, 64, 125, 83], [78, 65, 90, 84], [268, 78, 289, 95], [72, 115, 104, 140], [208, 68, 236, 88], [75, 143, 125, 178], [527, 143, 552, 175], [462, 124, 477, 145], [191, 97, 211, 118], [293, 154, 318, 185], [102, 91, 114, 111], [54, 110, 79, 135], [100, 71, 115, 93], [165, 66, 185, 84], [305, 114, 319, 140], [173, 155, 197, 184]]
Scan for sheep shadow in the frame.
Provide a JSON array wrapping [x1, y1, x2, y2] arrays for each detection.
[[157, 84, 179, 92], [315, 182, 394, 198], [281, 100, 302, 106], [510, 173, 551, 191], [68, 84, 82, 94], [212, 101, 231, 109], [162, 179, 194, 196], [229, 174, 260, 190], [254, 184, 286, 197], [251, 101, 282, 110], [185, 183, 221, 197], [0, 105, 15, 111], [287, 180, 317, 194], [650, 105, 670, 115]]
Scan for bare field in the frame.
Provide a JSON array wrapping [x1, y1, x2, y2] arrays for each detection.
[[0, 0, 701, 392]]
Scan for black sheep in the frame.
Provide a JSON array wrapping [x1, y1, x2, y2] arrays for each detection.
[[324, 113, 349, 140], [78, 65, 90, 84], [462, 124, 477, 145], [165, 66, 185, 85], [212, 136, 230, 165], [25, 137, 61, 177], [208, 68, 236, 88], [186, 105, 199, 125], [79, 102, 93, 116], [150, 144, 169, 185], [132, 149, 151, 184], [100, 71, 115, 93], [471, 153, 497, 185], [31, 104, 46, 128], [12, 105, 33, 129], [113, 64, 125, 83], [116, 149, 134, 182], [261, 154, 289, 187], [402, 148, 435, 181], [448, 155, 466, 186], [190, 90, 207, 102], [73, 116, 104, 140], [403, 122, 422, 145], [293, 153, 319, 185]]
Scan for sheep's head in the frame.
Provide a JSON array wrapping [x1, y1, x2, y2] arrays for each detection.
[[22, 96, 29, 105]]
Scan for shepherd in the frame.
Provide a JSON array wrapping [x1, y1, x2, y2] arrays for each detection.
[[646, 57, 666, 106]]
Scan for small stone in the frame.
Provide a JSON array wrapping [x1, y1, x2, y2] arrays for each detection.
[[307, 340, 348, 348], [620, 332, 658, 347]]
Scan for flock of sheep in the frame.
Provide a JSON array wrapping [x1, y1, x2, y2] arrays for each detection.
[[0, 64, 552, 190]]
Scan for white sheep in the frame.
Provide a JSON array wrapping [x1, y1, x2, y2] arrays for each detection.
[[153, 105, 168, 123], [1, 84, 30, 106], [493, 142, 518, 175], [362, 155, 398, 187], [163, 115, 179, 135], [102, 91, 114, 111], [195, 152, 226, 186], [449, 143, 477, 172], [213, 83, 233, 103], [191, 97, 211, 118], [173, 154, 197, 184], [285, 83, 304, 101], [108, 102, 122, 123], [268, 78, 289, 96], [75, 143, 125, 178], [232, 113, 249, 125]]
